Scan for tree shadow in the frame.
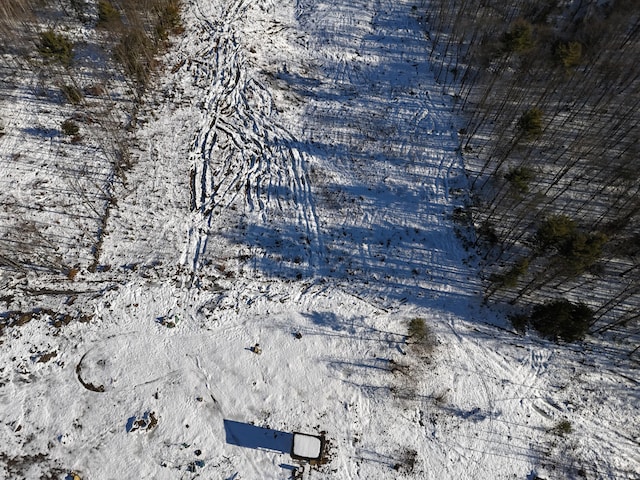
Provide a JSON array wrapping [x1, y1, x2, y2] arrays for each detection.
[[22, 126, 60, 138]]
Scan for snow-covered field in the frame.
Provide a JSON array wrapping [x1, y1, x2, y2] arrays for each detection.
[[1, 0, 638, 479]]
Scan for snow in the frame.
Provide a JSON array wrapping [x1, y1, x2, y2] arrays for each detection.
[[291, 433, 322, 460], [0, 0, 639, 479]]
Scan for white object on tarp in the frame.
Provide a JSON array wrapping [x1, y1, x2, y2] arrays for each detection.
[[291, 433, 323, 460]]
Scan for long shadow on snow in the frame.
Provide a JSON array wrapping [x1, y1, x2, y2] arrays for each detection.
[[222, 0, 479, 316], [223, 419, 293, 454]]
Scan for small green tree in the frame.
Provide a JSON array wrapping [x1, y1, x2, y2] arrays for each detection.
[[61, 84, 83, 104], [505, 166, 536, 193], [530, 299, 593, 342], [490, 257, 530, 289], [517, 108, 543, 139], [408, 318, 428, 342], [38, 30, 74, 66], [550, 419, 573, 436], [559, 231, 607, 275], [155, 0, 183, 40], [407, 317, 434, 354], [501, 19, 534, 53], [534, 215, 576, 252], [556, 41, 582, 68], [114, 28, 154, 88]]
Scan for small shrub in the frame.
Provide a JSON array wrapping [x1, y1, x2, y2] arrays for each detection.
[[478, 221, 499, 245], [501, 19, 534, 53], [505, 166, 536, 193], [407, 318, 434, 354], [452, 206, 472, 225], [97, 0, 121, 27], [393, 449, 418, 474], [408, 317, 428, 342], [61, 119, 79, 137], [61, 84, 83, 104], [114, 28, 155, 88], [509, 313, 529, 334], [517, 107, 543, 138], [38, 30, 74, 66], [550, 419, 573, 436], [530, 299, 592, 342]]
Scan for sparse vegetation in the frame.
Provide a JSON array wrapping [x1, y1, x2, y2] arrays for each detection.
[[556, 41, 582, 69], [534, 215, 576, 252], [114, 28, 155, 88], [559, 231, 607, 276], [501, 19, 534, 53], [407, 317, 434, 354], [97, 0, 121, 27], [408, 317, 428, 342], [155, 0, 183, 40], [426, 0, 640, 341], [490, 257, 529, 289], [504, 166, 535, 194]]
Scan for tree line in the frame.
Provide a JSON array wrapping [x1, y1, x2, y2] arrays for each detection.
[[417, 0, 640, 349]]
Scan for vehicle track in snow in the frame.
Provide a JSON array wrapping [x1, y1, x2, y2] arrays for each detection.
[[182, 0, 322, 280]]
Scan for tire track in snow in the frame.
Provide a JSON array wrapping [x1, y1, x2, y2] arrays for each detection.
[[182, 0, 322, 280]]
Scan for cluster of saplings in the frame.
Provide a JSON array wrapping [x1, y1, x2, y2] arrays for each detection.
[[421, 0, 640, 346]]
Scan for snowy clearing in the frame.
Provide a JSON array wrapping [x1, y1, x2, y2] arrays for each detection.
[[0, 1, 638, 479]]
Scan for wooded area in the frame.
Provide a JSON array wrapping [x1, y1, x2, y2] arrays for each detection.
[[419, 0, 639, 349]]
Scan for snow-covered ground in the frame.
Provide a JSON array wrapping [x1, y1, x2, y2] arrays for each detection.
[[1, 0, 638, 479]]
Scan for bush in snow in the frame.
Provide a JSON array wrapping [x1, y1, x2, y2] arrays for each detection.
[[517, 107, 543, 139], [549, 419, 572, 436], [501, 19, 534, 54], [97, 0, 121, 27], [38, 29, 74, 66], [408, 318, 428, 342], [504, 165, 536, 194], [556, 41, 582, 69], [61, 119, 80, 137], [407, 317, 434, 354], [529, 299, 592, 342]]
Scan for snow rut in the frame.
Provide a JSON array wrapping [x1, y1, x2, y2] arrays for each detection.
[[183, 0, 320, 276]]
